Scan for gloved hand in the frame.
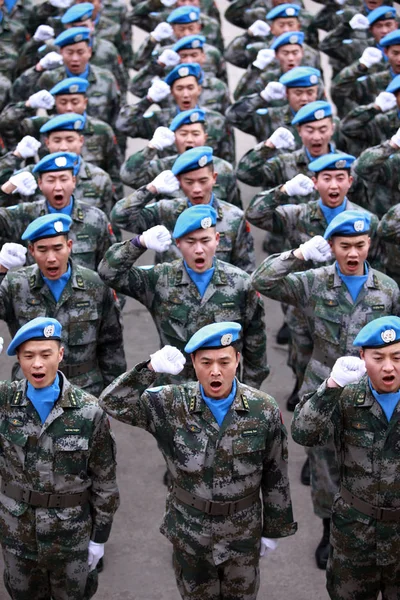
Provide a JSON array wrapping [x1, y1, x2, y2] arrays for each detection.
[[267, 127, 296, 150], [8, 171, 37, 195], [27, 89, 55, 110], [330, 356, 366, 387], [141, 225, 172, 252], [391, 126, 400, 148], [299, 235, 333, 262], [375, 91, 397, 112], [149, 127, 176, 151], [284, 174, 314, 196], [161, 0, 176, 6], [39, 51, 64, 70], [33, 25, 55, 42], [150, 170, 180, 194], [248, 20, 271, 37], [15, 136, 41, 159], [158, 48, 180, 68], [260, 81, 287, 103], [0, 243, 27, 270], [253, 48, 275, 70], [151, 22, 174, 42], [349, 13, 370, 30], [359, 47, 383, 69], [0, 337, 4, 354], [147, 80, 171, 103], [48, 0, 73, 7], [260, 537, 278, 558], [88, 541, 104, 572], [150, 345, 186, 374]]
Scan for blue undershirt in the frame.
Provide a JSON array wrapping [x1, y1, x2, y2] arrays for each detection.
[[184, 260, 215, 297], [4, 0, 17, 12], [200, 379, 237, 426], [187, 193, 215, 208], [318, 197, 347, 224], [335, 262, 368, 303], [47, 196, 74, 216], [369, 378, 400, 421], [65, 65, 90, 80], [27, 373, 60, 424], [43, 264, 71, 302]]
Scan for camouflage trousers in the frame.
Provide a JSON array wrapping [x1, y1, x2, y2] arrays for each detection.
[[326, 548, 400, 600], [308, 433, 340, 520], [2, 548, 98, 600], [286, 305, 313, 381], [173, 547, 260, 600]]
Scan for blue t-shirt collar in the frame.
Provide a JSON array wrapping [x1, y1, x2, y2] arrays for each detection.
[[65, 64, 90, 80], [47, 196, 74, 216], [335, 262, 368, 303], [318, 197, 347, 224], [200, 379, 237, 426], [42, 263, 72, 302], [27, 373, 60, 424], [369, 378, 400, 422], [184, 259, 215, 297]]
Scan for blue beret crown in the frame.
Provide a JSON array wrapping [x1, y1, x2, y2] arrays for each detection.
[[291, 100, 332, 125], [173, 204, 217, 239], [323, 210, 371, 240], [7, 317, 63, 356], [50, 77, 89, 96], [167, 5, 200, 23], [185, 322, 242, 353], [21, 213, 72, 243], [353, 316, 400, 348]]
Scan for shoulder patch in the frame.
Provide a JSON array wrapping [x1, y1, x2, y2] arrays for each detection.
[[147, 386, 164, 393], [256, 108, 269, 115]]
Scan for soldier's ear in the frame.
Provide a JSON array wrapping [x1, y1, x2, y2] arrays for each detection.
[[359, 348, 365, 360], [28, 243, 34, 257]]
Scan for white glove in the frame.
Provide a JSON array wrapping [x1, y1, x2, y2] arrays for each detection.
[[0, 337, 4, 354], [349, 13, 370, 30], [330, 356, 366, 387], [48, 0, 73, 7], [0, 243, 27, 270], [161, 0, 176, 5], [141, 225, 172, 252], [33, 25, 55, 42], [151, 22, 174, 42], [253, 48, 275, 70], [391, 126, 400, 148], [260, 81, 287, 103], [15, 136, 41, 159], [150, 170, 180, 194], [375, 91, 397, 112], [150, 345, 186, 374], [299, 235, 333, 262], [147, 80, 171, 103], [158, 48, 180, 68], [87, 541, 104, 572], [8, 171, 37, 195], [260, 537, 278, 558], [335, 0, 346, 4], [284, 174, 314, 196], [359, 47, 383, 69], [248, 20, 271, 37], [149, 126, 176, 151], [39, 51, 64, 70], [27, 89, 55, 110], [268, 127, 296, 150]]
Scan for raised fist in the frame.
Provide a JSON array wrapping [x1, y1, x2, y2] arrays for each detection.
[[359, 47, 383, 69], [147, 80, 171, 103], [15, 136, 41, 159], [248, 20, 271, 37], [268, 127, 296, 150], [39, 51, 64, 70], [0, 243, 27, 270], [253, 48, 275, 70], [149, 127, 176, 151], [27, 90, 55, 110], [151, 22, 174, 42], [150, 345, 186, 374], [299, 235, 333, 262], [150, 170, 180, 194], [330, 356, 366, 387], [284, 174, 314, 196], [141, 225, 172, 252], [8, 171, 37, 196]]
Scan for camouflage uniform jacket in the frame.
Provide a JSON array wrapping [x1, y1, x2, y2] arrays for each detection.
[[377, 203, 400, 285], [0, 14, 27, 82], [99, 367, 295, 563], [341, 103, 400, 157], [120, 146, 241, 208], [129, 0, 220, 32], [251, 253, 399, 393], [98, 243, 268, 388], [0, 196, 115, 271], [0, 260, 126, 394], [110, 190, 255, 273], [292, 376, 400, 564], [3, 0, 35, 35], [116, 97, 235, 164], [225, 0, 304, 29], [0, 372, 119, 560]]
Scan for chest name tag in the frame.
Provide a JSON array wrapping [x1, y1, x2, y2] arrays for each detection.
[[371, 305, 385, 311], [242, 429, 258, 437], [75, 301, 90, 308], [64, 428, 81, 434]]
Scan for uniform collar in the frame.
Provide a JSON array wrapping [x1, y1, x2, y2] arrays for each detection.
[[172, 258, 228, 287], [188, 379, 251, 414], [327, 262, 378, 290]]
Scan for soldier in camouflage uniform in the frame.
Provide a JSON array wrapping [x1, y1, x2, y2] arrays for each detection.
[[130, 0, 220, 34], [224, 0, 304, 29], [112, 147, 254, 273], [99, 320, 295, 600], [121, 108, 241, 208], [0, 1, 27, 84], [292, 316, 400, 599], [251, 211, 399, 570], [0, 315, 119, 600]]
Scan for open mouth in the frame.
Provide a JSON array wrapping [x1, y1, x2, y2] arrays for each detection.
[[46, 266, 59, 278], [194, 258, 205, 268], [310, 144, 323, 154], [185, 145, 194, 151], [53, 193, 64, 203], [345, 260, 359, 272], [181, 101, 192, 109], [210, 381, 222, 391], [32, 373, 45, 383]]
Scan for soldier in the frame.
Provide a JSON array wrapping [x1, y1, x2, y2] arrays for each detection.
[[0, 213, 126, 395], [225, 0, 304, 29], [130, 0, 221, 36], [0, 316, 119, 600], [292, 316, 400, 599], [251, 211, 399, 569], [112, 146, 254, 273], [0, 0, 27, 85], [0, 151, 115, 271]]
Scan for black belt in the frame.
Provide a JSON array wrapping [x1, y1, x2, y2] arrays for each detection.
[[59, 359, 97, 378], [172, 483, 259, 516], [1, 480, 90, 509], [341, 486, 400, 521]]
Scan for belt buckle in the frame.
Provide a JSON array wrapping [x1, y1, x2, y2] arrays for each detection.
[[203, 500, 212, 515]]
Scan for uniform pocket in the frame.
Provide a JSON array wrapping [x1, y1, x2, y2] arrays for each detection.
[[68, 312, 99, 346], [233, 435, 265, 478], [54, 436, 89, 475], [314, 304, 341, 345], [0, 420, 28, 471], [173, 428, 207, 474], [343, 429, 374, 474]]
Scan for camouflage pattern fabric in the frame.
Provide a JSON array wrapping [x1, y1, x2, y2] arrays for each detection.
[[130, 0, 221, 33], [377, 203, 400, 286], [341, 103, 400, 157], [224, 0, 304, 29]]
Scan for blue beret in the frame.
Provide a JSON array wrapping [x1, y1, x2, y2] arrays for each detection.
[[21, 213, 72, 243], [40, 112, 86, 134], [353, 316, 400, 348], [172, 145, 213, 175], [279, 66, 320, 88], [266, 4, 301, 20], [368, 6, 396, 25], [173, 204, 217, 239], [50, 77, 89, 96], [167, 5, 200, 23], [379, 28, 400, 47], [308, 152, 356, 172], [33, 152, 80, 176], [173, 34, 205, 52], [61, 2, 94, 23], [323, 210, 371, 240], [271, 31, 304, 50], [386, 74, 400, 93], [54, 26, 91, 48], [291, 100, 332, 125], [185, 322, 242, 353], [169, 108, 205, 131], [7, 317, 62, 356], [165, 62, 203, 86]]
